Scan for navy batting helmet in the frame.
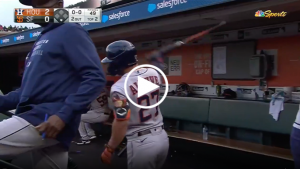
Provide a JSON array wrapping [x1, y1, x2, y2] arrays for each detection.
[[19, 0, 64, 6], [101, 40, 138, 76]]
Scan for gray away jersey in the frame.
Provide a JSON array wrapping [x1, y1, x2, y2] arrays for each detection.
[[111, 68, 164, 136], [89, 88, 110, 114]]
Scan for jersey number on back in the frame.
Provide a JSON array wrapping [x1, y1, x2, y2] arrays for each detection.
[[137, 90, 159, 123], [96, 94, 108, 106]]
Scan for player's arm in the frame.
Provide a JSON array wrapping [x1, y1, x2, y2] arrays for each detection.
[[0, 88, 21, 112], [58, 24, 106, 124], [107, 91, 130, 150]]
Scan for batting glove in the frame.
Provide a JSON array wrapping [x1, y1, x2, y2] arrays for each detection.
[[101, 144, 114, 165]]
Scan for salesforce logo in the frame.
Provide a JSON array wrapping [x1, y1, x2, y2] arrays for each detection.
[[0, 38, 10, 44], [14, 35, 24, 41], [102, 11, 130, 23], [29, 31, 41, 38], [148, 0, 187, 13]]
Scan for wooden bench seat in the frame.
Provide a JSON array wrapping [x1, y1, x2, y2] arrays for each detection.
[[167, 130, 293, 161]]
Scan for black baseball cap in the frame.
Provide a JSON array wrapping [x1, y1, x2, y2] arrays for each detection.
[[19, 0, 32, 5], [19, 0, 63, 6]]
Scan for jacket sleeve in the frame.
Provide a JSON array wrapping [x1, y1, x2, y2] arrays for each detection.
[[57, 24, 106, 123], [0, 89, 20, 112]]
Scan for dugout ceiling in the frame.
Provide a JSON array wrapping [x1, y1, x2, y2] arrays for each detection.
[[0, 0, 300, 56]]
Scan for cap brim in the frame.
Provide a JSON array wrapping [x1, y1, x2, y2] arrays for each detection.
[[101, 57, 113, 63], [19, 0, 32, 5]]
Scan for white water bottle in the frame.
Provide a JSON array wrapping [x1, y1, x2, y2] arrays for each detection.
[[203, 125, 208, 140]]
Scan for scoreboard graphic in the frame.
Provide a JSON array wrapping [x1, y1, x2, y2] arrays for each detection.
[[14, 8, 102, 23]]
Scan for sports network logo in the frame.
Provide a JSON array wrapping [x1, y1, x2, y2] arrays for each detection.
[[148, 0, 187, 13], [15, 8, 24, 15], [0, 38, 10, 44], [255, 10, 265, 17], [255, 10, 287, 18], [29, 31, 41, 38]]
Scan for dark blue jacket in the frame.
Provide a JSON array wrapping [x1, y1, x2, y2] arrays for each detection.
[[0, 23, 106, 148]]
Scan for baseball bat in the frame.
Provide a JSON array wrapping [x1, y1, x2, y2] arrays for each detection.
[[146, 21, 226, 63], [117, 146, 127, 157]]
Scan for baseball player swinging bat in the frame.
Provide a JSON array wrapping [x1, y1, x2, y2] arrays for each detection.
[[115, 21, 226, 157], [147, 21, 227, 66]]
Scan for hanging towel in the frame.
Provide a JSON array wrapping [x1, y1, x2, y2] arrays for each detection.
[[269, 97, 284, 121]]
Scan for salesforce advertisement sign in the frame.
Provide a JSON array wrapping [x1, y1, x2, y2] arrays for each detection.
[[0, 0, 233, 47]]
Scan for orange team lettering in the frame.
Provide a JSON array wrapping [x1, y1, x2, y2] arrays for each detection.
[[17, 16, 23, 23], [129, 76, 159, 95], [130, 85, 138, 95]]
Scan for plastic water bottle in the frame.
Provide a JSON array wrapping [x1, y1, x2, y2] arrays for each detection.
[[203, 125, 208, 140]]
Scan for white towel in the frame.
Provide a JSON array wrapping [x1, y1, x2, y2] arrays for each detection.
[[269, 99, 284, 121]]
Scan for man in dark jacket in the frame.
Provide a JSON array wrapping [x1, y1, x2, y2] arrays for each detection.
[[0, 0, 106, 168]]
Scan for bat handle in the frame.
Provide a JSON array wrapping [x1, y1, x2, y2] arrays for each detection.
[[118, 146, 127, 157]]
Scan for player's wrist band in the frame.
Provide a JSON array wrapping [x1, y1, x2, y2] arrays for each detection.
[[105, 144, 115, 153]]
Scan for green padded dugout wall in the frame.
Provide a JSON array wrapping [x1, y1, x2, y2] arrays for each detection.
[[159, 96, 210, 123], [209, 99, 298, 134]]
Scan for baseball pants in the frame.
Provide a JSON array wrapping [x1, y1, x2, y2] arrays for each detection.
[[78, 111, 110, 140], [0, 116, 68, 169], [126, 126, 169, 169]]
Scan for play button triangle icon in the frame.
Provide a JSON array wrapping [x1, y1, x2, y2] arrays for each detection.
[[137, 76, 160, 98]]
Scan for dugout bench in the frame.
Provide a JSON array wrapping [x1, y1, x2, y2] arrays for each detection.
[[159, 96, 297, 161]]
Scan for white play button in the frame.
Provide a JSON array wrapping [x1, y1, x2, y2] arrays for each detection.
[[124, 64, 169, 109], [137, 76, 160, 98]]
